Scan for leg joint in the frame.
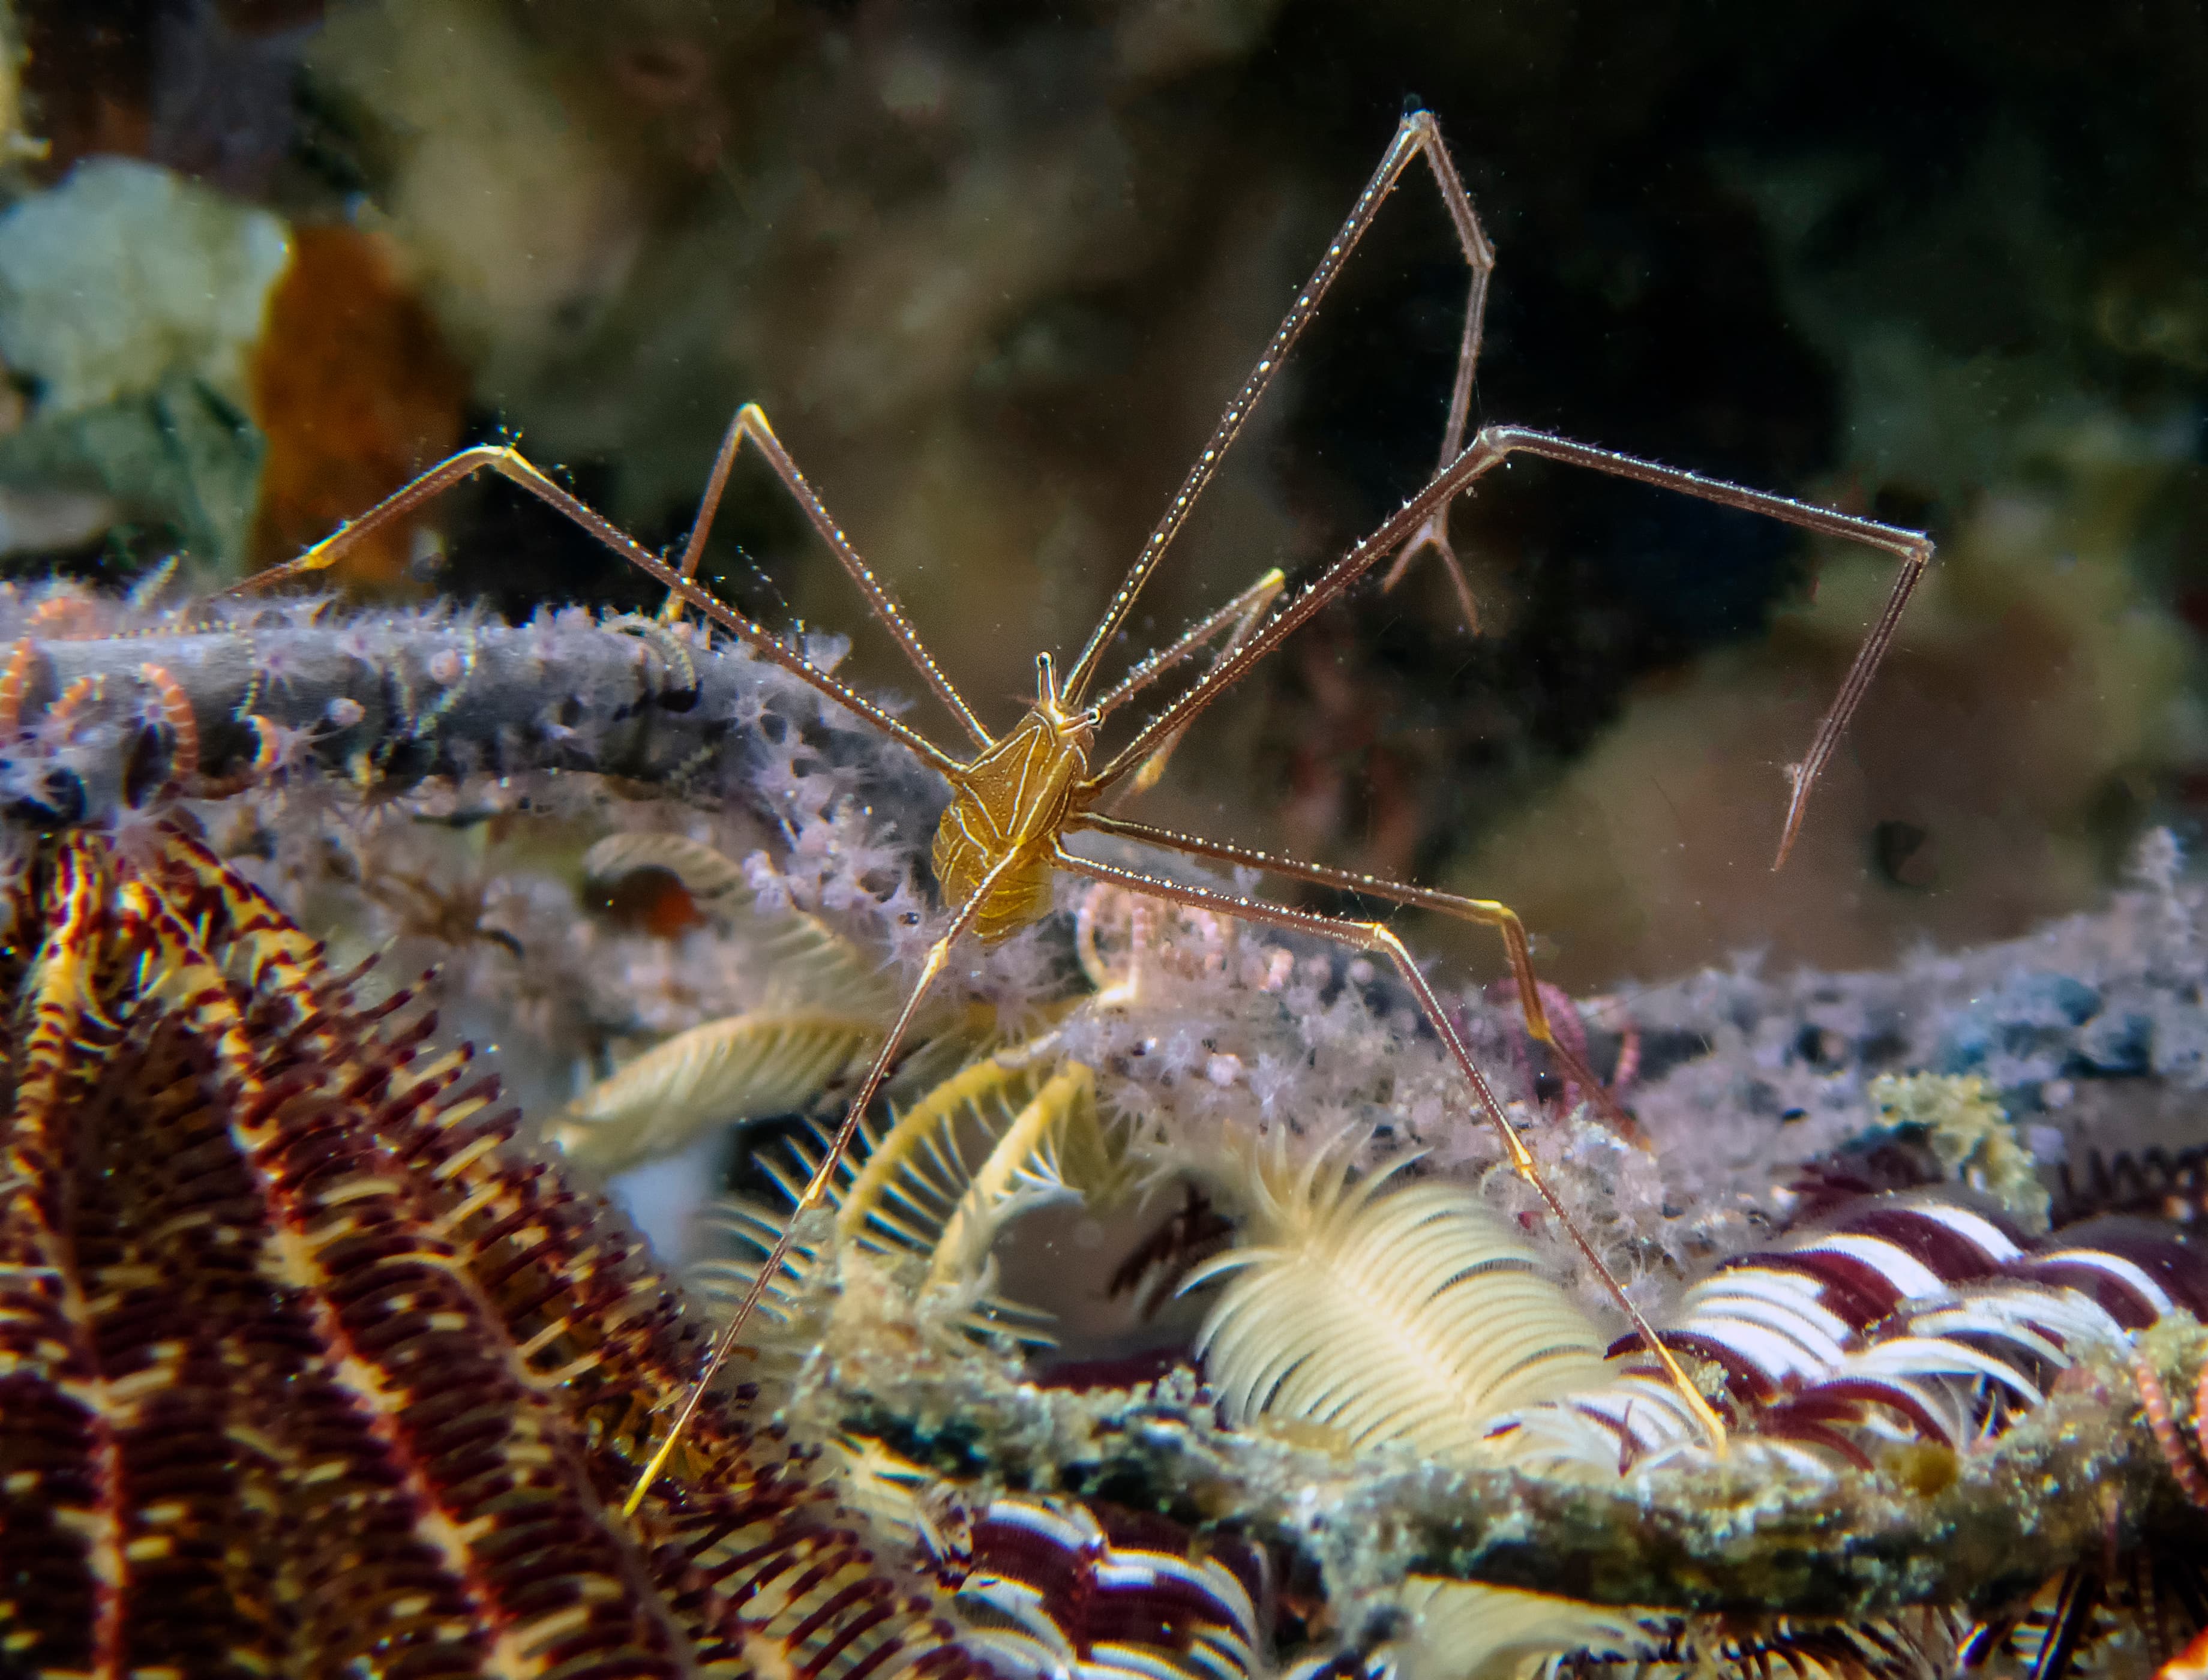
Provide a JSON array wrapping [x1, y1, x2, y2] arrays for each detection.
[[1358, 922, 1407, 961]]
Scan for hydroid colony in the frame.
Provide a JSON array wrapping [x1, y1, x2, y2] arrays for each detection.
[[2, 577, 2204, 1678]]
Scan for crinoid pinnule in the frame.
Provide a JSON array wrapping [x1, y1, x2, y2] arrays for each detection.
[[0, 818, 992, 1679]]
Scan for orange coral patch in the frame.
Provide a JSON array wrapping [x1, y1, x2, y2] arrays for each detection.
[[248, 224, 469, 590]]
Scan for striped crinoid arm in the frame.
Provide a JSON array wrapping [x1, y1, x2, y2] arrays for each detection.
[[1465, 1190, 2203, 1473], [5, 830, 697, 1674], [160, 820, 995, 1680], [0, 820, 989, 1680], [158, 830, 998, 1678], [329, 998, 995, 1674], [0, 836, 127, 1674]]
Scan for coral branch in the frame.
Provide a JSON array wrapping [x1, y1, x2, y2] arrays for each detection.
[[824, 1325, 2208, 1619], [0, 587, 946, 828]]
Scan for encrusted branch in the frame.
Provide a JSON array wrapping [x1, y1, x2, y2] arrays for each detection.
[[822, 1322, 2205, 1619], [16, 583, 2208, 1643], [0, 592, 949, 828]]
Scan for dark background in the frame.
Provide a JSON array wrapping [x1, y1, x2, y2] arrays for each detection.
[[10, 0, 2208, 985]]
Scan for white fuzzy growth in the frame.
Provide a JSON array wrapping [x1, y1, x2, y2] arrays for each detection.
[[0, 159, 290, 415], [1189, 1152, 1661, 1680]]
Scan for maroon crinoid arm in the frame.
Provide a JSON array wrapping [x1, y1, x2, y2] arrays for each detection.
[[0, 821, 983, 1679]]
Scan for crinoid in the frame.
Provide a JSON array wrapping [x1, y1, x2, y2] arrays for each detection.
[[0, 815, 1024, 1678], [234, 107, 1934, 1488]]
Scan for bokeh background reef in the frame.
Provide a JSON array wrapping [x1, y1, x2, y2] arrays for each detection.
[[2, 0, 2207, 989]]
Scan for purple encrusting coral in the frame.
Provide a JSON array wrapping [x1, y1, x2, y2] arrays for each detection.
[[0, 575, 943, 830], [1609, 827, 2208, 1223], [14, 572, 2207, 1306], [1028, 820, 2208, 1295]]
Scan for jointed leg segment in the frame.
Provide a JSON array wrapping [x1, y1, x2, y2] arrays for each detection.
[[223, 441, 969, 781], [1062, 111, 1499, 704], [656, 403, 991, 749], [1072, 809, 1642, 1142], [1371, 117, 1494, 631], [1090, 419, 1929, 868], [1091, 568, 1287, 725], [1463, 426, 1931, 866], [1052, 843, 1729, 1450], [1092, 568, 1288, 796]]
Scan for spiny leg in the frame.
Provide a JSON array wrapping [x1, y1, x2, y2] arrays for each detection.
[[221, 442, 967, 780], [1063, 109, 1493, 706], [1052, 842, 1728, 1451], [1088, 422, 1930, 870], [1082, 431, 1596, 794], [1367, 113, 1494, 631], [1458, 425, 1931, 866], [622, 846, 1027, 1518], [655, 401, 990, 748], [1090, 567, 1286, 797], [1071, 809, 1643, 1144]]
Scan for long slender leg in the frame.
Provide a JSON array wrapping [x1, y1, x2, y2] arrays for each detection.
[[1087, 423, 1930, 869], [1373, 116, 1493, 631], [656, 403, 990, 749], [1091, 568, 1286, 724], [1053, 844, 1727, 1451], [1457, 426, 1932, 867], [1083, 435, 1568, 793], [1070, 809, 1642, 1144], [1091, 568, 1286, 797], [1063, 109, 1493, 704], [221, 443, 967, 781], [622, 844, 1023, 1517]]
